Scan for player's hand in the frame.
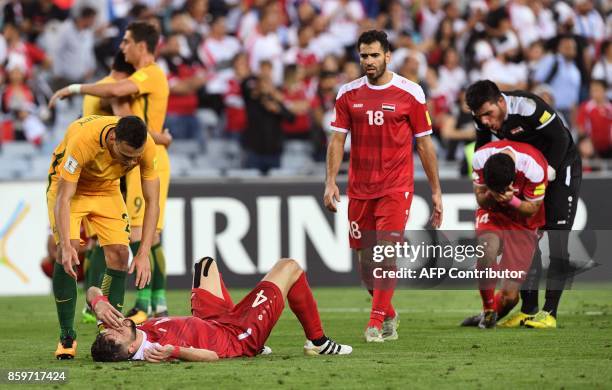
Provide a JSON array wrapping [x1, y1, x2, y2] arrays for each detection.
[[93, 300, 124, 329], [429, 192, 443, 229], [144, 343, 174, 363], [160, 128, 173, 147], [60, 245, 80, 280], [129, 252, 151, 289], [48, 87, 73, 109], [323, 182, 341, 212], [491, 186, 514, 203]]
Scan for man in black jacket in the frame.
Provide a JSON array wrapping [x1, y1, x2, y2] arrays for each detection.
[[465, 80, 582, 329], [241, 64, 294, 175]]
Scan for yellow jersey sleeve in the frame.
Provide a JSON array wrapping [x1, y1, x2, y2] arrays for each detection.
[[128, 64, 168, 133], [139, 134, 159, 181], [82, 76, 115, 116]]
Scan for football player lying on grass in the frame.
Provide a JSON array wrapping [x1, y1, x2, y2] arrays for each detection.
[[88, 257, 352, 362]]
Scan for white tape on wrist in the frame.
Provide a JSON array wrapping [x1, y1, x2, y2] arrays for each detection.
[[67, 84, 82, 94]]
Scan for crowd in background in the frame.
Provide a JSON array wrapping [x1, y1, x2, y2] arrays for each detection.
[[0, 0, 610, 175]]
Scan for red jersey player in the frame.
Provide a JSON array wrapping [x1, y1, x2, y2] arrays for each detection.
[[324, 30, 443, 343], [462, 140, 548, 329], [87, 257, 352, 362]]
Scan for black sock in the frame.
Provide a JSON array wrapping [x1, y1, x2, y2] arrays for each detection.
[[520, 247, 542, 314], [311, 336, 328, 346], [543, 290, 563, 318]]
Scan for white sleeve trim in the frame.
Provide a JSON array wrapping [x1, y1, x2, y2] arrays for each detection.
[[536, 113, 557, 129], [414, 129, 433, 137], [330, 125, 349, 133], [473, 182, 486, 187], [524, 195, 545, 202]]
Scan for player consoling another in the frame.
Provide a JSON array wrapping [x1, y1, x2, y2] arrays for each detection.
[[87, 257, 352, 362]]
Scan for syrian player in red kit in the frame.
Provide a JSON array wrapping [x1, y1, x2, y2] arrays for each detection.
[[462, 140, 548, 329], [87, 257, 352, 362], [324, 30, 443, 343]]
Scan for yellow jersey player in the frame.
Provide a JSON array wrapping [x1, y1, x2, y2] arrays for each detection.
[[47, 115, 159, 359], [80, 51, 137, 325], [50, 21, 171, 323]]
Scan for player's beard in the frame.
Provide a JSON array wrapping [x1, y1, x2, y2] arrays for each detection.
[[365, 61, 387, 83]]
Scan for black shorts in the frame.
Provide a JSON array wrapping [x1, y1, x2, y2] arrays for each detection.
[[544, 156, 582, 230]]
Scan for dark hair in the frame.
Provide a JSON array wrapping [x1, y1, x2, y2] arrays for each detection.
[[79, 6, 97, 19], [466, 80, 502, 112], [126, 21, 159, 54], [357, 30, 390, 53], [91, 334, 131, 362], [111, 51, 135, 75], [114, 116, 148, 149], [483, 153, 516, 193], [591, 78, 607, 89]]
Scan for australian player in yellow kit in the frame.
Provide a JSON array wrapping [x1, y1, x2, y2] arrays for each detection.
[[79, 51, 137, 324], [50, 22, 171, 322], [46, 115, 159, 359]]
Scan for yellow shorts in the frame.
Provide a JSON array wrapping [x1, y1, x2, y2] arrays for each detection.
[[47, 189, 130, 247], [126, 145, 170, 231]]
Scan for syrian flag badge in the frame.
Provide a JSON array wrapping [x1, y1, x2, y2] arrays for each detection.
[[382, 103, 395, 112]]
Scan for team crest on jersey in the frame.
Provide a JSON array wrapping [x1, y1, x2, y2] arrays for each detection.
[[64, 156, 79, 174], [510, 126, 525, 135], [381, 103, 395, 112]]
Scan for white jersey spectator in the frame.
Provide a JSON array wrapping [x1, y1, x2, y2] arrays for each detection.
[[198, 16, 242, 95], [321, 0, 365, 48], [245, 7, 284, 85], [509, 0, 539, 47], [573, 0, 606, 45], [591, 42, 612, 100], [417, 0, 445, 42], [51, 7, 97, 83]]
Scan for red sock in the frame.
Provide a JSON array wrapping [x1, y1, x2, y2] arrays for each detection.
[[369, 288, 394, 329], [218, 273, 234, 306], [479, 288, 495, 311], [287, 272, 324, 341], [493, 291, 503, 314], [368, 289, 396, 319]]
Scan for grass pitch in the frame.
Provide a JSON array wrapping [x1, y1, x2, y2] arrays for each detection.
[[1, 287, 611, 389]]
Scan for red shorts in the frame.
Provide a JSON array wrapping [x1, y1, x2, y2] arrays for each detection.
[[475, 209, 539, 281], [191, 281, 284, 357], [348, 192, 413, 249]]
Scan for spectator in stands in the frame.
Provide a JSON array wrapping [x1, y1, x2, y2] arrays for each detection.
[[241, 61, 294, 174], [284, 24, 318, 97], [482, 30, 528, 91], [223, 53, 249, 142], [439, 89, 476, 162], [198, 15, 242, 97], [576, 79, 612, 158], [591, 40, 611, 100], [245, 3, 284, 86], [572, 0, 606, 50], [2, 23, 50, 78], [437, 47, 467, 106], [321, 0, 365, 53], [416, 0, 445, 42], [159, 33, 207, 147], [50, 6, 97, 90], [533, 35, 582, 122], [281, 65, 315, 142]]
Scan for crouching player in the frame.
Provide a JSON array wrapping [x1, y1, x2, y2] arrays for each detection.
[[88, 257, 352, 362], [462, 140, 548, 328]]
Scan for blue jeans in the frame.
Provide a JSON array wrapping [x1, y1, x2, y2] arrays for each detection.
[[245, 151, 280, 175], [165, 114, 205, 149]]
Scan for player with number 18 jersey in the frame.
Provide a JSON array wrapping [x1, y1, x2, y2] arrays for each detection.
[[331, 72, 432, 247]]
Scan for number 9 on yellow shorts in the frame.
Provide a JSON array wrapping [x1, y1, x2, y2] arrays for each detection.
[[47, 189, 130, 247]]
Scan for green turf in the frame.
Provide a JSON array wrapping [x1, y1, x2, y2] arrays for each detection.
[[1, 287, 611, 389]]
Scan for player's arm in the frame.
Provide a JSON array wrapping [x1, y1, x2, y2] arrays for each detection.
[[324, 131, 347, 212], [130, 177, 159, 288], [54, 178, 79, 279], [86, 286, 124, 329], [110, 96, 134, 117], [473, 184, 497, 209], [511, 198, 543, 218], [535, 115, 570, 178], [144, 344, 219, 363], [49, 79, 139, 108], [416, 135, 443, 228]]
